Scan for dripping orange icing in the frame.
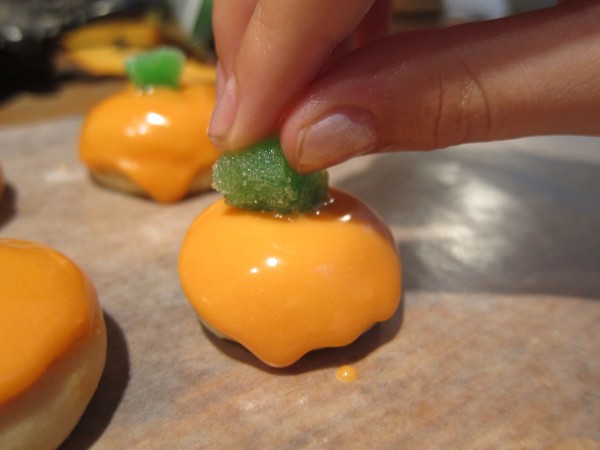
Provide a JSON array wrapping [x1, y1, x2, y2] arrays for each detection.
[[0, 239, 99, 403], [179, 189, 402, 367], [336, 365, 358, 383], [79, 83, 219, 202]]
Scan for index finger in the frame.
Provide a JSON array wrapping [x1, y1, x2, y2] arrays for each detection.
[[209, 0, 378, 151], [213, 0, 257, 76]]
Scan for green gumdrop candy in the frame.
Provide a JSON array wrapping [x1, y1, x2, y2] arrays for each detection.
[[212, 137, 329, 214], [125, 46, 185, 90]]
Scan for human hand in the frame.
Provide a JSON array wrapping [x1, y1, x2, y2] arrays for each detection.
[[209, 0, 600, 172], [209, 0, 392, 150]]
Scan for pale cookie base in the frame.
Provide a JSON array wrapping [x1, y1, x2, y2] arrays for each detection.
[[90, 168, 213, 199], [0, 316, 107, 450], [199, 316, 227, 340]]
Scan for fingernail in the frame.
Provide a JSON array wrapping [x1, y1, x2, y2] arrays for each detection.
[[209, 74, 237, 145], [295, 108, 380, 171]]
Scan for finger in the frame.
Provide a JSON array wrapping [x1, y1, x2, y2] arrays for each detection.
[[354, 0, 392, 46], [208, 0, 377, 151], [212, 0, 257, 76], [279, 0, 600, 171]]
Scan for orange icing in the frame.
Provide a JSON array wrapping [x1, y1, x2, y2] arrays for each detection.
[[179, 189, 402, 367], [79, 83, 219, 202], [0, 239, 99, 403], [336, 365, 358, 383]]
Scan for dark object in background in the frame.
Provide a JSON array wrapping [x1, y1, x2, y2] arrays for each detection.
[[0, 0, 165, 53], [0, 0, 165, 98]]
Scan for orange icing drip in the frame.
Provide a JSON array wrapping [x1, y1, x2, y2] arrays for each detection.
[[179, 189, 402, 367], [79, 83, 219, 202], [0, 239, 98, 403], [336, 365, 358, 383]]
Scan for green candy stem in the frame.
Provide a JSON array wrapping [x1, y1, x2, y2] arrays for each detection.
[[125, 47, 185, 90], [212, 137, 329, 214]]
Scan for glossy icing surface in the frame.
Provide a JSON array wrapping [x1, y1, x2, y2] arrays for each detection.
[[179, 189, 402, 367], [335, 365, 359, 383], [79, 84, 219, 202], [0, 239, 99, 403]]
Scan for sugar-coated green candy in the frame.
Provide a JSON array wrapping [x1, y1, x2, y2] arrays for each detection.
[[125, 47, 185, 90], [213, 137, 329, 214]]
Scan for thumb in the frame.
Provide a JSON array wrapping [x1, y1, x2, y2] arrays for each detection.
[[280, 0, 600, 172]]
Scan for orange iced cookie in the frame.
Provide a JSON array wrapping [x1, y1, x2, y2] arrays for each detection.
[[0, 239, 106, 450], [179, 138, 401, 367], [79, 47, 219, 203]]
